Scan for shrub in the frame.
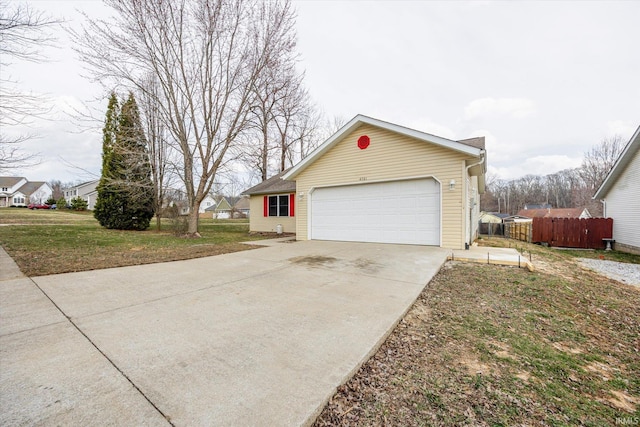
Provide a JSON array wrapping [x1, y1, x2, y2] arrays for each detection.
[[70, 196, 88, 211]]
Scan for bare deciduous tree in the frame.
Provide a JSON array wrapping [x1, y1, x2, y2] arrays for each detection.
[[579, 135, 625, 194], [74, 0, 298, 236], [481, 136, 626, 216], [137, 75, 176, 230], [0, 0, 60, 171]]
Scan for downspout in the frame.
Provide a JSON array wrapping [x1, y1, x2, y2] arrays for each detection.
[[600, 199, 606, 218], [465, 151, 485, 249]]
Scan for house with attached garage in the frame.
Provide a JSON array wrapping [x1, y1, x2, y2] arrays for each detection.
[[243, 115, 486, 249], [593, 125, 640, 255], [0, 177, 52, 207]]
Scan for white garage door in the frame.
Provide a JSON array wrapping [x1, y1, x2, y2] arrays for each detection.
[[310, 178, 440, 245]]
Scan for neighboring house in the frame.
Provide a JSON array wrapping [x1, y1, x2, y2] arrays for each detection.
[[203, 196, 250, 219], [503, 215, 534, 223], [214, 197, 233, 219], [517, 207, 591, 219], [234, 196, 250, 217], [479, 212, 509, 224], [479, 212, 509, 236], [593, 125, 640, 254], [63, 180, 99, 210], [243, 169, 297, 233], [200, 194, 217, 213], [0, 177, 52, 207], [244, 114, 487, 249]]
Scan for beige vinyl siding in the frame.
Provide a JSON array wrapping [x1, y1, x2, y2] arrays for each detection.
[[605, 148, 640, 253], [248, 195, 296, 233], [295, 124, 476, 249]]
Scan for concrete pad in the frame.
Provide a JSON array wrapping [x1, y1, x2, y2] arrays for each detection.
[[27, 241, 448, 426], [1, 248, 169, 426], [0, 277, 66, 336], [450, 246, 534, 271], [34, 255, 288, 319], [0, 322, 169, 426]]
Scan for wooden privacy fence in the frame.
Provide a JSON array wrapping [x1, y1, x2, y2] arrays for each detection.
[[504, 222, 532, 243], [532, 217, 613, 249]]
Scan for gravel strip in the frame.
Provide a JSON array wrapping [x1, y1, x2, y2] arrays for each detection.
[[578, 258, 640, 287]]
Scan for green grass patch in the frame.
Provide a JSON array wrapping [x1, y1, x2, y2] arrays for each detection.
[[0, 209, 267, 276], [315, 245, 640, 427]]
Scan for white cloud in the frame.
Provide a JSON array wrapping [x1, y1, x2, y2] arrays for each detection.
[[464, 97, 536, 120]]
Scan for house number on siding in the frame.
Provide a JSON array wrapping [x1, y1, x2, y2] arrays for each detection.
[[359, 177, 367, 181]]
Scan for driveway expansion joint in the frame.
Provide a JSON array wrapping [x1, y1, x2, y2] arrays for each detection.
[[26, 276, 174, 427]]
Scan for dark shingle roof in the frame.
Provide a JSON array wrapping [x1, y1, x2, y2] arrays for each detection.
[[457, 137, 485, 149], [242, 170, 296, 196], [0, 176, 25, 188], [17, 181, 48, 196]]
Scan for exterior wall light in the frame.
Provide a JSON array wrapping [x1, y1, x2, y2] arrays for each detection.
[[298, 192, 304, 200], [449, 180, 456, 190]]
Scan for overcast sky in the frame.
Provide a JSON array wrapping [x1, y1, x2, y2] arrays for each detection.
[[4, 0, 640, 185]]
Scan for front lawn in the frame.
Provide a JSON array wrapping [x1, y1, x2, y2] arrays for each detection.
[[315, 240, 640, 426], [0, 209, 264, 276]]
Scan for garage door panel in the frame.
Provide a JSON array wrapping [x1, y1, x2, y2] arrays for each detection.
[[310, 179, 440, 245]]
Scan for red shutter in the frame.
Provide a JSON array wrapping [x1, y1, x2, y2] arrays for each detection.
[[263, 196, 268, 217], [289, 193, 295, 217]]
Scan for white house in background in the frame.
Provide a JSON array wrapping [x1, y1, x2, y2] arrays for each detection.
[[593, 125, 640, 255], [63, 180, 99, 210], [0, 177, 52, 207], [200, 194, 217, 213]]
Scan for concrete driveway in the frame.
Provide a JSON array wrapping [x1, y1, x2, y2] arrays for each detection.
[[1, 240, 448, 426]]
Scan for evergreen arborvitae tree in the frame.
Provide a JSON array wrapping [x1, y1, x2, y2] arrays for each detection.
[[94, 92, 120, 228], [94, 92, 155, 230]]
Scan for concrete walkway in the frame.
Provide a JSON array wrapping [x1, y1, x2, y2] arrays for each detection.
[[1, 241, 449, 426], [449, 245, 534, 271]]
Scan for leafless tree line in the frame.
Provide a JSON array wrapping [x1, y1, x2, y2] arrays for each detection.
[[72, 0, 330, 236], [481, 135, 626, 217]]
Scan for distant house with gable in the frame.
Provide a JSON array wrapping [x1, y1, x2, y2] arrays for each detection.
[[63, 180, 100, 210], [0, 177, 52, 207]]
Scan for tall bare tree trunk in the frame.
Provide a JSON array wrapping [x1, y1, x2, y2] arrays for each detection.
[[75, 0, 298, 236]]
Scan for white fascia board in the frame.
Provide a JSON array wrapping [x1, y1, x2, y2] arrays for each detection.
[[593, 125, 640, 199], [282, 114, 483, 180]]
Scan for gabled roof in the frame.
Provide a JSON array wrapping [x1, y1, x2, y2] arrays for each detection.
[[594, 125, 640, 199], [215, 197, 233, 211], [234, 197, 250, 210], [282, 114, 485, 180], [485, 212, 510, 219], [242, 169, 296, 196], [17, 181, 49, 196], [458, 137, 486, 150], [517, 208, 588, 219], [0, 176, 26, 188], [63, 179, 99, 191]]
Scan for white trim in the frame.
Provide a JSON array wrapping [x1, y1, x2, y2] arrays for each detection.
[[594, 125, 640, 199], [283, 114, 483, 180], [307, 175, 442, 246]]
